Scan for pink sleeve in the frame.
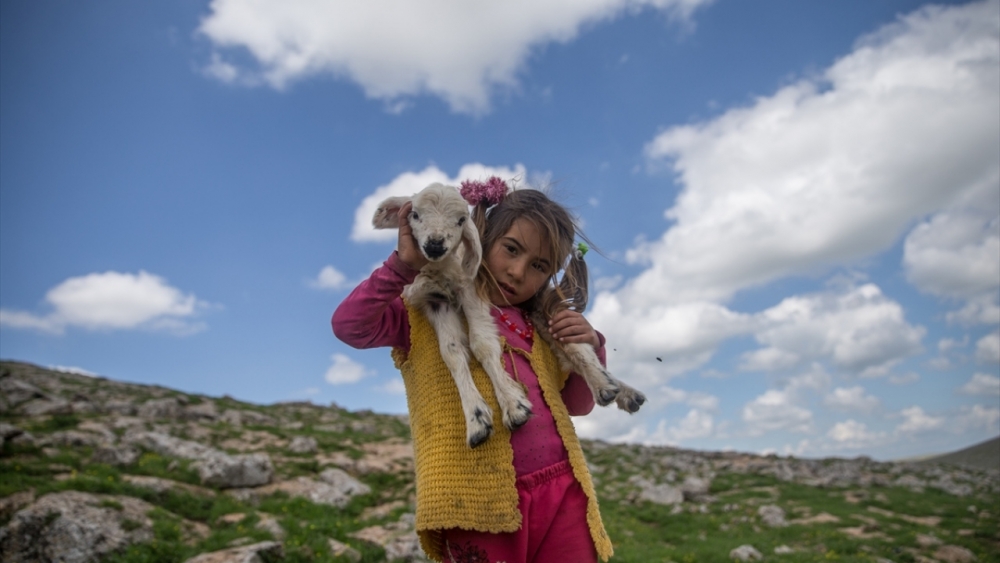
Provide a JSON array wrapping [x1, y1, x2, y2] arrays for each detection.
[[561, 332, 607, 416], [332, 252, 418, 351]]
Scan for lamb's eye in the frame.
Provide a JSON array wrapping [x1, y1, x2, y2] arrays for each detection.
[[410, 211, 420, 221], [457, 216, 466, 226]]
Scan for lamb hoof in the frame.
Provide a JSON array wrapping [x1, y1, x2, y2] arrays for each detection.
[[467, 407, 493, 448], [504, 402, 533, 431], [616, 388, 646, 413], [596, 385, 620, 407]]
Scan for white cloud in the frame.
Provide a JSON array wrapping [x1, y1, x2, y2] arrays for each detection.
[[904, 213, 999, 299], [896, 405, 945, 434], [954, 404, 1000, 433], [350, 163, 528, 243], [627, 1, 998, 306], [741, 389, 813, 436], [0, 271, 209, 335], [324, 353, 374, 385], [976, 331, 1000, 364], [197, 0, 711, 114], [958, 372, 1000, 396], [824, 386, 880, 413], [746, 283, 925, 376], [309, 265, 350, 291], [827, 419, 885, 448]]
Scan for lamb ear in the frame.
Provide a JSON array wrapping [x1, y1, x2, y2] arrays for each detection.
[[460, 216, 482, 280], [372, 196, 411, 229]]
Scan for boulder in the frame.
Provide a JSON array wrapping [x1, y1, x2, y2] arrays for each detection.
[[192, 453, 274, 489], [137, 398, 182, 420], [758, 504, 788, 527], [0, 490, 155, 563], [183, 541, 283, 563], [730, 544, 763, 561], [288, 435, 318, 454]]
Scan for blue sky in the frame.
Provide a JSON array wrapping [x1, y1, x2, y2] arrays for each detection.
[[2, 0, 997, 461]]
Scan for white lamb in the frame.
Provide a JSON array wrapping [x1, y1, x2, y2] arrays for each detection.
[[373, 183, 644, 448]]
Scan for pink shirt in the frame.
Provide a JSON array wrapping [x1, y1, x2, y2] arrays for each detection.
[[332, 251, 601, 476]]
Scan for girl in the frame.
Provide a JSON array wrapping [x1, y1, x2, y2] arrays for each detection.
[[333, 179, 613, 563]]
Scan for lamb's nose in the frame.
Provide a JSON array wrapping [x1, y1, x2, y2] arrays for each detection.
[[424, 238, 446, 259]]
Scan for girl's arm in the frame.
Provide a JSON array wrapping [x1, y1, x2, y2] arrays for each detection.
[[332, 251, 418, 350], [334, 202, 426, 351], [549, 309, 607, 416]]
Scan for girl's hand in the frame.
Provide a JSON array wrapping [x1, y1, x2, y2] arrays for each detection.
[[548, 310, 600, 349], [397, 202, 429, 271]]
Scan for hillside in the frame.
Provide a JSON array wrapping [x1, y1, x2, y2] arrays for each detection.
[[1, 359, 998, 562], [918, 436, 1000, 472]]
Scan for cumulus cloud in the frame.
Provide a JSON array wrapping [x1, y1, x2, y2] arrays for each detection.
[[746, 283, 925, 377], [350, 163, 529, 243], [904, 211, 1000, 324], [308, 265, 351, 291], [896, 405, 945, 434], [0, 271, 209, 335], [741, 389, 814, 436], [976, 331, 1000, 364], [958, 372, 1000, 396], [827, 419, 885, 449], [197, 0, 711, 114], [824, 386, 880, 413], [324, 353, 374, 385]]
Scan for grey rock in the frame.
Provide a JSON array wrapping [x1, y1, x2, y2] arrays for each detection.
[[0, 490, 155, 563], [0, 378, 47, 407], [138, 398, 182, 420], [758, 504, 788, 527], [90, 445, 141, 466], [327, 538, 362, 562], [192, 453, 274, 489], [730, 544, 763, 561], [288, 435, 318, 454], [183, 540, 283, 563]]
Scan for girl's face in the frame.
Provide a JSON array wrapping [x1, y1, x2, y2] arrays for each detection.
[[484, 218, 553, 307]]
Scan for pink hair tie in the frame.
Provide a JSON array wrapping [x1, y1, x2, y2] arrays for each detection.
[[460, 176, 509, 206]]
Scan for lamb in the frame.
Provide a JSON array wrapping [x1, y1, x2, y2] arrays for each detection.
[[373, 182, 644, 448]]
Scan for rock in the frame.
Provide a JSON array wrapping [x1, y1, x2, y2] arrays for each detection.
[[0, 489, 35, 522], [758, 504, 788, 527], [318, 467, 372, 497], [91, 445, 141, 466], [138, 398, 182, 420], [288, 435, 318, 454], [0, 490, 155, 563], [350, 513, 427, 562], [220, 409, 275, 427], [121, 475, 217, 497], [124, 431, 220, 460], [104, 400, 137, 415], [183, 541, 283, 563], [19, 398, 73, 416], [933, 545, 977, 563], [185, 401, 219, 421], [192, 453, 274, 489], [0, 378, 47, 406], [730, 544, 763, 561], [680, 475, 712, 501], [250, 473, 369, 508], [774, 545, 794, 554], [255, 513, 285, 541], [328, 538, 362, 562], [637, 482, 684, 505], [47, 430, 106, 448]]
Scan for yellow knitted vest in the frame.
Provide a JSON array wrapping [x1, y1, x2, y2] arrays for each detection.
[[391, 303, 613, 562]]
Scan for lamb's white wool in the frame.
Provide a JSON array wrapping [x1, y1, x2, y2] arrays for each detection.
[[373, 182, 645, 448]]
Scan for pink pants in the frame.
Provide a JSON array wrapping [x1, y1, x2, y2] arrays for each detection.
[[440, 460, 598, 563]]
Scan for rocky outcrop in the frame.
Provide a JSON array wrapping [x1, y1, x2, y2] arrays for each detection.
[[0, 491, 156, 563]]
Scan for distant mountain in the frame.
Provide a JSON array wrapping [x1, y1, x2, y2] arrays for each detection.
[[918, 435, 1000, 471]]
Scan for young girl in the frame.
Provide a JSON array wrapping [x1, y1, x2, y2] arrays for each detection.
[[333, 179, 614, 563]]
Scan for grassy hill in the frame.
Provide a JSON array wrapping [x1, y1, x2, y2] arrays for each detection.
[[2, 360, 998, 562]]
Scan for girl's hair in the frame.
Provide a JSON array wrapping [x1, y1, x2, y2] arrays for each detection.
[[471, 188, 591, 319]]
